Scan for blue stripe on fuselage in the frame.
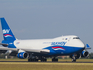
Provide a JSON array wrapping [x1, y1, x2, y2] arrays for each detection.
[[44, 46, 84, 56]]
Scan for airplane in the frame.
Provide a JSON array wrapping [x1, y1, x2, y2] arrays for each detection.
[[0, 18, 90, 62]]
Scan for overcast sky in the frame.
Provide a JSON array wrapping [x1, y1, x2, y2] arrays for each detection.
[[0, 0, 93, 53]]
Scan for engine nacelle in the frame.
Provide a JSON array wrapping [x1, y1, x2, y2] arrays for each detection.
[[70, 53, 81, 59], [81, 51, 89, 57], [17, 52, 28, 59]]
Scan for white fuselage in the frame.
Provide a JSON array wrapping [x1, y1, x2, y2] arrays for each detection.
[[14, 35, 85, 53]]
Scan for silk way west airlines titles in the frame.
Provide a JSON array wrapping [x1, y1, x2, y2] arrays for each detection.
[[0, 18, 90, 62]]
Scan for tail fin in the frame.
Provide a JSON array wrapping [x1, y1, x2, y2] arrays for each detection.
[[0, 18, 16, 41]]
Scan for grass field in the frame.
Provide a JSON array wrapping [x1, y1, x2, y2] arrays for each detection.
[[0, 59, 93, 70]]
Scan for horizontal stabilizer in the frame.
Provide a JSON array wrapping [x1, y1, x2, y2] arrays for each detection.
[[0, 43, 8, 47]]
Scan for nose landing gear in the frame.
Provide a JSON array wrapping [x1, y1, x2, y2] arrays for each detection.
[[72, 56, 76, 62]]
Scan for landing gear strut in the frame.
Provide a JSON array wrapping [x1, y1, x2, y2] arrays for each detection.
[[72, 56, 76, 62]]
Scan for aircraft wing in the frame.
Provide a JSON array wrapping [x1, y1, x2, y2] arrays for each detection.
[[0, 47, 18, 51], [0, 47, 50, 53], [21, 49, 50, 53]]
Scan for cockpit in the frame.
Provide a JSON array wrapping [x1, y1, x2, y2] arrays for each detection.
[[73, 37, 80, 39]]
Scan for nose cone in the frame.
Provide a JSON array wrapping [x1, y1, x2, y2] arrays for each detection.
[[78, 40, 85, 48], [66, 39, 85, 48], [75, 39, 85, 48]]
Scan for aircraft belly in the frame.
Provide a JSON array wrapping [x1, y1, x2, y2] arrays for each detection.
[[44, 46, 84, 56]]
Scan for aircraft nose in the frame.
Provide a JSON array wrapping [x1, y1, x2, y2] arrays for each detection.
[[77, 40, 85, 48], [80, 42, 85, 48]]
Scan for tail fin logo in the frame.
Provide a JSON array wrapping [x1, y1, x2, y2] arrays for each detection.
[[3, 29, 12, 37], [3, 29, 10, 34], [4, 34, 12, 37]]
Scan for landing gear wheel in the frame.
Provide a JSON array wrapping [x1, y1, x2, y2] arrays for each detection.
[[40, 56, 47, 62], [41, 58, 47, 62], [52, 57, 58, 62], [72, 59, 76, 62], [28, 57, 38, 62], [28, 58, 38, 62]]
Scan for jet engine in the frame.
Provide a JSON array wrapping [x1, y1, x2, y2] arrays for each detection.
[[17, 52, 28, 59], [81, 50, 89, 57]]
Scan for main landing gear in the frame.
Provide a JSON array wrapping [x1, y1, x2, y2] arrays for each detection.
[[28, 55, 47, 62], [52, 57, 58, 62], [28, 55, 59, 62], [28, 54, 38, 62], [40, 57, 47, 62], [28, 57, 38, 62]]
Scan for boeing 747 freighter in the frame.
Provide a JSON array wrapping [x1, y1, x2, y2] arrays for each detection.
[[0, 18, 90, 62]]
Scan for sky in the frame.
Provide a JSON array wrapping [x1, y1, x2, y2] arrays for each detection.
[[0, 0, 93, 53]]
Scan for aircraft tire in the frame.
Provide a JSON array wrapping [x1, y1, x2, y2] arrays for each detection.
[[52, 58, 58, 62], [41, 59, 47, 62], [28, 58, 38, 62]]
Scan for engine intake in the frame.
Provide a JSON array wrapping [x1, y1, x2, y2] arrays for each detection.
[[17, 52, 28, 59], [81, 51, 89, 57]]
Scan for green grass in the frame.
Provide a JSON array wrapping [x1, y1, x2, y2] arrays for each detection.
[[0, 59, 93, 70]]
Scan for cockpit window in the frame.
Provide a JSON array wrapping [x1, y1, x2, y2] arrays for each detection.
[[73, 37, 80, 39]]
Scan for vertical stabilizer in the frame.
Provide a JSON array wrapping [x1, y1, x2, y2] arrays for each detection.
[[0, 18, 16, 41]]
